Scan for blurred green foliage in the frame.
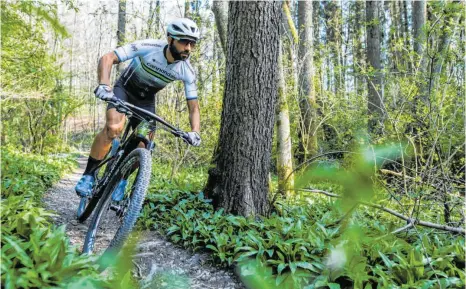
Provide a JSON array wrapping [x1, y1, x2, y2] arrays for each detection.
[[0, 148, 110, 288], [138, 158, 465, 289]]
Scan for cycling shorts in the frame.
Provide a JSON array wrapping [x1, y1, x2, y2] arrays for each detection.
[[107, 79, 156, 131], [107, 79, 156, 114]]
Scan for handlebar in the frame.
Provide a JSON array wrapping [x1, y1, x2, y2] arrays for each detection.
[[106, 97, 190, 143]]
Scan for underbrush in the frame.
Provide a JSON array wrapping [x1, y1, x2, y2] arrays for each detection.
[[140, 163, 465, 289], [1, 148, 110, 288]]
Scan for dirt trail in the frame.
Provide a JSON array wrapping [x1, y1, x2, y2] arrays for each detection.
[[43, 157, 245, 289]]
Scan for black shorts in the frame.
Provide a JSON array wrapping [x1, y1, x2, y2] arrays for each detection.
[[107, 80, 156, 114], [107, 80, 156, 130]]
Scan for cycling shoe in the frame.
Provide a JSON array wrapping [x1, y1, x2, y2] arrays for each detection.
[[75, 175, 95, 197]]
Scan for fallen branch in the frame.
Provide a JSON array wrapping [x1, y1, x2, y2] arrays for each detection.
[[295, 188, 465, 234], [391, 222, 414, 234]]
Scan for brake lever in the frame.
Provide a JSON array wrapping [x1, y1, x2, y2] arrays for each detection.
[[172, 130, 190, 144]]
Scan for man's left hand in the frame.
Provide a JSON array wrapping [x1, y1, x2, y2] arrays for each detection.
[[186, 131, 201, 146]]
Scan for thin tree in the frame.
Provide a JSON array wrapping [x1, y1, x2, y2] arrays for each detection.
[[204, 1, 281, 217], [212, 0, 228, 56], [366, 1, 384, 137], [117, 0, 127, 74], [297, 0, 318, 162], [277, 38, 294, 197]]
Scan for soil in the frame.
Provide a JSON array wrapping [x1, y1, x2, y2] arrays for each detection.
[[42, 157, 245, 289]]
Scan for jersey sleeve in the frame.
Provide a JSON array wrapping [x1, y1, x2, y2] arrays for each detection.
[[184, 78, 198, 100], [113, 39, 162, 62], [183, 63, 198, 100]]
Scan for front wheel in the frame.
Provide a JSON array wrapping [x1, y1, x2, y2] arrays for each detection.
[[81, 148, 152, 257]]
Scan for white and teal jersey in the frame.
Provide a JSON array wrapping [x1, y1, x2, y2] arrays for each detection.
[[114, 39, 197, 100]]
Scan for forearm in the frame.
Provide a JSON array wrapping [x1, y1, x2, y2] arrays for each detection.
[[187, 100, 200, 132], [189, 110, 200, 132]]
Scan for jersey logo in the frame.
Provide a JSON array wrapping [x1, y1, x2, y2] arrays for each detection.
[[139, 57, 176, 83]]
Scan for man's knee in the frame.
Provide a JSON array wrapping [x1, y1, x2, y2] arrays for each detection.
[[104, 123, 124, 139]]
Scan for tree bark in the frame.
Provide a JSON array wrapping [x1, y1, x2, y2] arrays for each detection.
[[212, 0, 228, 56], [204, 1, 281, 217], [366, 1, 384, 137], [297, 0, 318, 161]]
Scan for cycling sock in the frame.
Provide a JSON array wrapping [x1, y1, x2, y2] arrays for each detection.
[[83, 156, 101, 175]]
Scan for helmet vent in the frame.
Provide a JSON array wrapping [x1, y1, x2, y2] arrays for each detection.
[[182, 23, 189, 30], [172, 24, 183, 32]]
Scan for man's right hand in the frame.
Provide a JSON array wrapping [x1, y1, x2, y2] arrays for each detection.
[[94, 84, 114, 100]]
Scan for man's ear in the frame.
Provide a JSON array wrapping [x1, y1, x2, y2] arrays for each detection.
[[167, 36, 173, 43]]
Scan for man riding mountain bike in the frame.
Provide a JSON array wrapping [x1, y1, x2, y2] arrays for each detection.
[[75, 18, 201, 199]]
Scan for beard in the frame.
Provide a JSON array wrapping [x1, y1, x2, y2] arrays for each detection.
[[169, 41, 189, 61]]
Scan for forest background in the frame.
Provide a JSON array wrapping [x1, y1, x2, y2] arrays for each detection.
[[1, 0, 465, 288]]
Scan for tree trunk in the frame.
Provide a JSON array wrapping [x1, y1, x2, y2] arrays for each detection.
[[146, 0, 160, 38], [313, 1, 320, 46], [413, 0, 426, 59], [409, 0, 427, 161], [184, 0, 191, 18], [366, 1, 384, 137], [212, 0, 228, 56], [352, 0, 366, 100], [324, 1, 343, 96], [297, 0, 318, 161], [277, 39, 294, 197], [117, 0, 127, 74], [429, 1, 461, 96], [204, 1, 281, 217]]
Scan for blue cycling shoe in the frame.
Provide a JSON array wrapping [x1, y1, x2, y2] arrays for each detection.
[[112, 179, 128, 202], [75, 175, 95, 197]]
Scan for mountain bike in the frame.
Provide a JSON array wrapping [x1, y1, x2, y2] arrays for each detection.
[[76, 96, 191, 256]]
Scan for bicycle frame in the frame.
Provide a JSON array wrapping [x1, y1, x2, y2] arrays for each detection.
[[91, 121, 151, 200], [80, 97, 189, 213]]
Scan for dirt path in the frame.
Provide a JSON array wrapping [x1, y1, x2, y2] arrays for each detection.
[[43, 157, 245, 289]]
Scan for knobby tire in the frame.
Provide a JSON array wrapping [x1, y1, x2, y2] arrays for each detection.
[[82, 148, 152, 257]]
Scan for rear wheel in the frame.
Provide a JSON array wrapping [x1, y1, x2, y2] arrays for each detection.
[[81, 148, 152, 257]]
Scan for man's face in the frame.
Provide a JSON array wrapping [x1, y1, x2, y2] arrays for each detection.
[[171, 37, 197, 60]]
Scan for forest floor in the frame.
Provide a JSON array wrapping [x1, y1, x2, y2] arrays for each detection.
[[43, 157, 245, 289]]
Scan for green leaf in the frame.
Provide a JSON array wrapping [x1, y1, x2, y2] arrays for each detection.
[[328, 283, 341, 289], [277, 263, 287, 275], [378, 251, 394, 268]]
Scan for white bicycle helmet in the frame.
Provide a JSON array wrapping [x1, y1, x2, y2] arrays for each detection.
[[167, 18, 200, 41]]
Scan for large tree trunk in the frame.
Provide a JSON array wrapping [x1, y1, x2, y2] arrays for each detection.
[[366, 1, 384, 137], [212, 0, 228, 56], [277, 39, 294, 197], [204, 1, 281, 217], [297, 0, 318, 162], [117, 0, 127, 74]]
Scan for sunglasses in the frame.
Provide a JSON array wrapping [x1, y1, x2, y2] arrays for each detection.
[[173, 37, 197, 47]]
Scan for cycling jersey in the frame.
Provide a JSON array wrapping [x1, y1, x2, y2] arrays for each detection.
[[114, 39, 197, 100]]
